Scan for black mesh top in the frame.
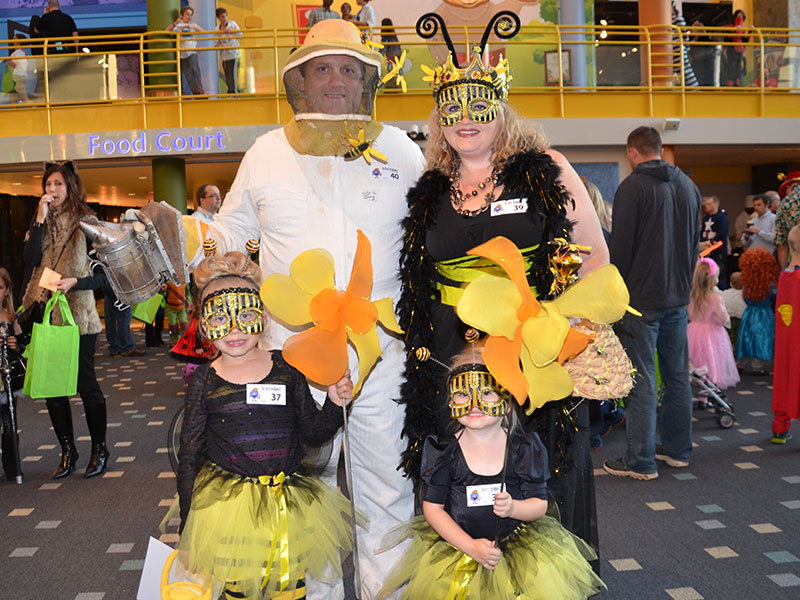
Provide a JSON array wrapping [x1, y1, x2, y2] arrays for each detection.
[[177, 351, 344, 522], [421, 431, 550, 541]]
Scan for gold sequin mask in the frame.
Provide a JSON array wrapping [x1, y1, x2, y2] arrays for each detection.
[[437, 82, 500, 127], [448, 364, 510, 418], [201, 287, 264, 340]]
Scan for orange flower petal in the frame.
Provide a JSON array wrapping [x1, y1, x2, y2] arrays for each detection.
[[341, 296, 378, 335], [309, 288, 347, 331], [557, 328, 591, 364], [484, 333, 528, 406], [347, 230, 373, 299], [467, 236, 540, 319], [283, 325, 348, 386]]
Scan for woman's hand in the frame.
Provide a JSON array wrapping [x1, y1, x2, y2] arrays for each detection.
[[493, 491, 514, 518], [53, 277, 78, 293], [468, 538, 501, 570], [327, 369, 353, 407], [7, 335, 18, 352], [37, 194, 54, 223]]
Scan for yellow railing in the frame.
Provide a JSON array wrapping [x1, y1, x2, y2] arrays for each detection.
[[0, 24, 798, 135]]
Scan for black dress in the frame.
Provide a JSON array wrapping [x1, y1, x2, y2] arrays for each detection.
[[376, 432, 604, 599], [397, 151, 600, 570]]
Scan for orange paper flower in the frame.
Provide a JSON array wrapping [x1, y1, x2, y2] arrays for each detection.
[[260, 230, 401, 395], [456, 237, 631, 412]]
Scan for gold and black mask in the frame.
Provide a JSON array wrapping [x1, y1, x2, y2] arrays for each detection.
[[448, 364, 510, 418], [201, 287, 264, 340], [437, 81, 500, 127]]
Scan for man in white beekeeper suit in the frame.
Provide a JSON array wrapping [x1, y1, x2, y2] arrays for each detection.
[[208, 19, 425, 599]]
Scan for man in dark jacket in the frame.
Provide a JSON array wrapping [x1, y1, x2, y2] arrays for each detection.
[[604, 126, 702, 480]]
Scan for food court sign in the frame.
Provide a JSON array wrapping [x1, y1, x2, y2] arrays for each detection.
[[4, 126, 276, 164], [88, 130, 227, 156]]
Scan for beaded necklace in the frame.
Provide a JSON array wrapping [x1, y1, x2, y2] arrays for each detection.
[[449, 167, 500, 217]]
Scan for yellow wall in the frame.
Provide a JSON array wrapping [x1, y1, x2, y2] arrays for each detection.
[[691, 165, 753, 184]]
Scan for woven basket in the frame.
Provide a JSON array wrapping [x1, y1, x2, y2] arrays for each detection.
[[564, 320, 635, 400]]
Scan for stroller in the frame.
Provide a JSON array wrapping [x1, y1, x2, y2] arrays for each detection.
[[690, 364, 735, 429]]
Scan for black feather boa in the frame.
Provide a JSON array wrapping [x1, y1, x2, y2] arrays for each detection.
[[396, 150, 575, 483]]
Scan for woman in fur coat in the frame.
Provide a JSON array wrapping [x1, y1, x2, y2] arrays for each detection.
[[22, 161, 110, 480]]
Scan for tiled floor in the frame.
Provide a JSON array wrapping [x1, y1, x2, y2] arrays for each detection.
[[593, 372, 800, 599]]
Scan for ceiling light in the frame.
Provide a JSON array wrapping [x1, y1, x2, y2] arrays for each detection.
[[12, 182, 21, 186], [138, 176, 148, 180], [600, 30, 608, 39], [621, 52, 627, 57], [82, 47, 90, 53], [600, 19, 608, 26], [632, 47, 638, 53]]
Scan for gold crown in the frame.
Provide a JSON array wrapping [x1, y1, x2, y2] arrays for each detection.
[[422, 49, 511, 102]]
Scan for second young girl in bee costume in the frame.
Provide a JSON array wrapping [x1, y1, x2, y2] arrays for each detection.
[[173, 251, 361, 600], [378, 343, 604, 599]]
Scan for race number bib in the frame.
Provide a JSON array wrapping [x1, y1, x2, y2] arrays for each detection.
[[466, 483, 503, 507], [246, 384, 286, 406], [490, 198, 527, 217]]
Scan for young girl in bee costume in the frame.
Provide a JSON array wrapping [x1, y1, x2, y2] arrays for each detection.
[[378, 344, 604, 599], [172, 252, 361, 600]]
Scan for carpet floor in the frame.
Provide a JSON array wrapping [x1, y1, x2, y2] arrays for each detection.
[[1, 330, 798, 599]]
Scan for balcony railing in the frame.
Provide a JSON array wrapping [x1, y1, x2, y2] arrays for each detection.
[[1, 23, 798, 133]]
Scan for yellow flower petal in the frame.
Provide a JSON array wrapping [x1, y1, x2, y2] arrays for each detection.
[[520, 309, 570, 367], [521, 351, 575, 413], [290, 248, 335, 296], [457, 274, 522, 340], [551, 264, 630, 324], [347, 327, 381, 396], [374, 297, 403, 334], [260, 273, 313, 326]]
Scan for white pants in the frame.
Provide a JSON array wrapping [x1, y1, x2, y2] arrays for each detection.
[[306, 335, 413, 600]]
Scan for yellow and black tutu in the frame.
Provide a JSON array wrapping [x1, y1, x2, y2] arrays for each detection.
[[377, 515, 604, 600], [170, 462, 363, 599]]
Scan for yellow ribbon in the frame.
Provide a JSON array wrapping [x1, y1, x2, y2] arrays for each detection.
[[435, 245, 539, 307], [257, 471, 290, 592], [445, 553, 476, 600]]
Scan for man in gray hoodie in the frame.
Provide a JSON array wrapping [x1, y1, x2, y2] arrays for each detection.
[[604, 126, 702, 480]]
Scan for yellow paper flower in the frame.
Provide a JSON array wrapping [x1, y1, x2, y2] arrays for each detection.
[[260, 231, 402, 395], [380, 50, 408, 93], [456, 237, 632, 412]]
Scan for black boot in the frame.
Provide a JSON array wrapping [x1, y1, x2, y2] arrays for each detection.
[[84, 403, 109, 478], [53, 436, 79, 479], [84, 442, 109, 478], [47, 401, 77, 479]]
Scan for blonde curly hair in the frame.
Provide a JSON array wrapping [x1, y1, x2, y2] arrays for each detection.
[[194, 251, 262, 301], [423, 103, 549, 174]]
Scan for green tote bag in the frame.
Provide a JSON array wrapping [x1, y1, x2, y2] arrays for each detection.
[[132, 292, 164, 325], [23, 291, 80, 399]]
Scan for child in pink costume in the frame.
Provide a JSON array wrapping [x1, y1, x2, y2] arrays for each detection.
[[687, 258, 740, 389], [771, 225, 800, 444]]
